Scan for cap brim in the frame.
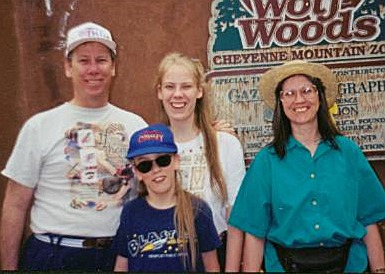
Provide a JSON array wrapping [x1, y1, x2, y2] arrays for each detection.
[[259, 61, 338, 109], [65, 38, 116, 57], [126, 146, 177, 159]]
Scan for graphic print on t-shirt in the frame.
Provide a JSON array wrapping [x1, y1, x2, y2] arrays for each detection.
[[127, 228, 185, 260], [64, 121, 134, 210], [178, 145, 207, 199]]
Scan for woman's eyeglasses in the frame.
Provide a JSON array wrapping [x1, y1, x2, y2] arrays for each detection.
[[135, 154, 172, 174], [280, 85, 318, 102]]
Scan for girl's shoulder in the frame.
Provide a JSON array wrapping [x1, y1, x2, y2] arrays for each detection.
[[122, 196, 146, 213], [217, 131, 241, 144], [216, 131, 244, 156], [190, 194, 212, 217]]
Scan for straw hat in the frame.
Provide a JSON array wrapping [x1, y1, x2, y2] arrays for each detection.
[[258, 60, 338, 109]]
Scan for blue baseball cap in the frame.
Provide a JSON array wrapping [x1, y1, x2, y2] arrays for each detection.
[[127, 124, 178, 159]]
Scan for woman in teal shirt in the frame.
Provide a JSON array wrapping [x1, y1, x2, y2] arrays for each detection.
[[229, 60, 385, 273]]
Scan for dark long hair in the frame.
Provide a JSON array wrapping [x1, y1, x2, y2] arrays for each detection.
[[271, 75, 341, 159]]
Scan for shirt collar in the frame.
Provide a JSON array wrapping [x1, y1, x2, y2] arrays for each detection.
[[287, 135, 333, 158]]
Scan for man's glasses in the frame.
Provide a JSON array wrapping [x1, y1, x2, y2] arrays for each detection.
[[280, 85, 318, 102], [135, 154, 173, 174]]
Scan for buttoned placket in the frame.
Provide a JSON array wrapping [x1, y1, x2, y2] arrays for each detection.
[[309, 142, 330, 247]]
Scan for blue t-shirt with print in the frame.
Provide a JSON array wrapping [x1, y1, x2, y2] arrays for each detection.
[[115, 196, 220, 272]]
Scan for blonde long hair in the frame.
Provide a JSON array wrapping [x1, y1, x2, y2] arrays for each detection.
[[137, 169, 198, 270], [154, 52, 228, 204]]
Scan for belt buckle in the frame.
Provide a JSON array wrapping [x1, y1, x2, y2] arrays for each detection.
[[82, 238, 96, 248], [83, 238, 112, 249]]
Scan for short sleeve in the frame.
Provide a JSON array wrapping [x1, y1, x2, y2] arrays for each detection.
[[115, 204, 132, 257], [218, 132, 246, 206], [352, 145, 385, 226], [194, 199, 221, 252], [1, 116, 42, 188], [229, 148, 272, 238]]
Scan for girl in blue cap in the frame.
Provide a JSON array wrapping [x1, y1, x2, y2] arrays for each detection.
[[114, 124, 220, 272]]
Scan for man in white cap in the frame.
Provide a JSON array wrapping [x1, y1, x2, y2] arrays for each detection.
[[0, 22, 147, 271]]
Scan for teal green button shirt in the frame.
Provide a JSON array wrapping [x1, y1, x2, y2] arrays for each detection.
[[229, 135, 385, 272]]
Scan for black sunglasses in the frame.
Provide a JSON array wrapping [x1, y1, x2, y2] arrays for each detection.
[[135, 154, 173, 174]]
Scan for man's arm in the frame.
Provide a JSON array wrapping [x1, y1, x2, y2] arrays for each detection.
[[364, 223, 385, 273], [212, 120, 236, 136], [1, 180, 34, 270]]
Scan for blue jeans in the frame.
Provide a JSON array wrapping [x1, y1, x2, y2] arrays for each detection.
[[20, 235, 116, 271]]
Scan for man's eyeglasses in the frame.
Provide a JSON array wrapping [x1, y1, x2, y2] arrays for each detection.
[[135, 154, 173, 174], [280, 85, 318, 102]]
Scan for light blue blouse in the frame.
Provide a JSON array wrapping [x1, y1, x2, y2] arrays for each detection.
[[229, 135, 385, 272]]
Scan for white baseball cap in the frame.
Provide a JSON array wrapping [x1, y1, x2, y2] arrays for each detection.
[[65, 22, 116, 57]]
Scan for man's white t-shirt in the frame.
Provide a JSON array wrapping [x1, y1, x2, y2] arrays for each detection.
[[2, 103, 147, 237]]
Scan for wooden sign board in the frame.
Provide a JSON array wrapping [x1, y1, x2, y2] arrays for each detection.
[[208, 0, 385, 165]]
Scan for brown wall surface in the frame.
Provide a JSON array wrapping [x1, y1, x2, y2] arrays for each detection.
[[1, 0, 385, 268], [0, 0, 19, 219], [0, 0, 212, 266], [0, 2, 211, 185]]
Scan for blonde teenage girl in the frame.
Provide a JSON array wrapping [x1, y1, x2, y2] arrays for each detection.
[[155, 53, 246, 271]]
